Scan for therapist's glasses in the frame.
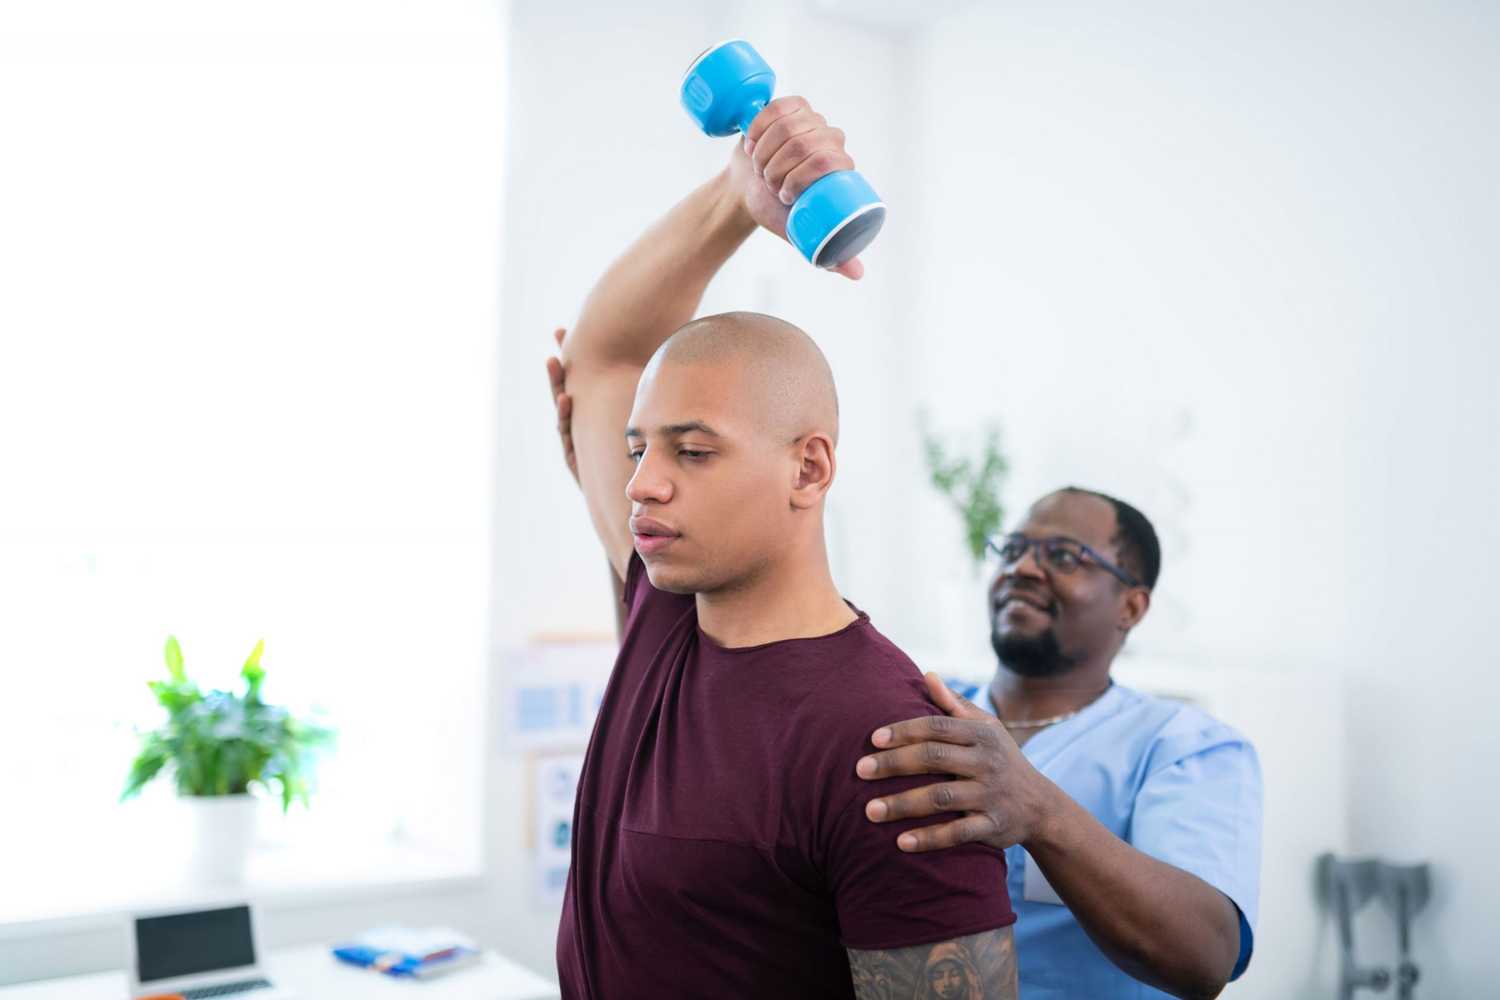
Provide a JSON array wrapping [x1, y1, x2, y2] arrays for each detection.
[[986, 533, 1141, 588]]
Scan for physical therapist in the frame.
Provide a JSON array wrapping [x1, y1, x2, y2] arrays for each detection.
[[857, 487, 1262, 1000]]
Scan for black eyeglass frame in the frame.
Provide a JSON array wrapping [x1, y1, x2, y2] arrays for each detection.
[[986, 532, 1143, 588]]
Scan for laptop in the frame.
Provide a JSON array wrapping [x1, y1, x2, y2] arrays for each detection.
[[128, 903, 296, 1000]]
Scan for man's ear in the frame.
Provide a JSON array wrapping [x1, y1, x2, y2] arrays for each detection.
[[790, 432, 836, 510], [1118, 586, 1151, 631]]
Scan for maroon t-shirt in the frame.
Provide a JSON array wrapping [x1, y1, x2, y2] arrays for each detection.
[[556, 556, 1015, 998]]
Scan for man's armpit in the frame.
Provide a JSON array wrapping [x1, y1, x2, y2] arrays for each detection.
[[848, 925, 1017, 1000]]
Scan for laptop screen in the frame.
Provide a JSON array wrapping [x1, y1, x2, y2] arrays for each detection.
[[135, 905, 257, 983]]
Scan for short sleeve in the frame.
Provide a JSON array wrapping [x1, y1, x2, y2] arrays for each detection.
[[822, 773, 1016, 952], [1131, 729, 1263, 978]]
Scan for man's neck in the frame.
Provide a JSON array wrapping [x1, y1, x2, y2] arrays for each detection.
[[989, 662, 1114, 723], [695, 549, 856, 649]]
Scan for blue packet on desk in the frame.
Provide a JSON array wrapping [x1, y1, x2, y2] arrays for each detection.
[[332, 926, 482, 979]]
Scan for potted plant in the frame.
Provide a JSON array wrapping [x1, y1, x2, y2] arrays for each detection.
[[121, 636, 334, 884], [921, 417, 1009, 571], [917, 417, 1011, 673]]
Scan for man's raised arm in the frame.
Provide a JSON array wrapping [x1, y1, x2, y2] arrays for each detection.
[[555, 96, 861, 580]]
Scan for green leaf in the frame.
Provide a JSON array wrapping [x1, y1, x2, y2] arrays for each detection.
[[164, 635, 185, 684], [242, 639, 266, 700], [121, 734, 170, 801], [920, 418, 1009, 570], [242, 638, 265, 675]]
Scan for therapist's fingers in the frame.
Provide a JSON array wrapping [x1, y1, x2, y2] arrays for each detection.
[[870, 712, 992, 752], [894, 814, 1002, 853], [923, 671, 995, 722], [864, 779, 987, 824], [870, 675, 1006, 751], [857, 740, 986, 780]]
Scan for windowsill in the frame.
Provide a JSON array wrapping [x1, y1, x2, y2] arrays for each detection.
[[0, 837, 484, 942]]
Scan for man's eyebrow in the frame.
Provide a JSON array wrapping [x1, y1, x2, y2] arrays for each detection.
[[1013, 531, 1090, 548], [623, 421, 722, 440]]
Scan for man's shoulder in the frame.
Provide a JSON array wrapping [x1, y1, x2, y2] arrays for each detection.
[[810, 620, 925, 684], [793, 624, 945, 735], [1110, 684, 1259, 772], [928, 677, 1257, 762]]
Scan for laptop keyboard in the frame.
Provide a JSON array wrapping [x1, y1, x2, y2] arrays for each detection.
[[179, 979, 273, 999]]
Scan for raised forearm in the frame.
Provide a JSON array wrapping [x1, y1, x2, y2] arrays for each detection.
[[562, 169, 755, 373], [1025, 786, 1239, 1000]]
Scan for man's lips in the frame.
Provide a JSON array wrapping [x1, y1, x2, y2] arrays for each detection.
[[630, 516, 679, 556], [634, 534, 676, 556], [995, 592, 1056, 616], [629, 515, 677, 536]]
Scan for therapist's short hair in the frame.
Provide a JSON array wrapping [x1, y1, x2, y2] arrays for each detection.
[[1061, 487, 1161, 589]]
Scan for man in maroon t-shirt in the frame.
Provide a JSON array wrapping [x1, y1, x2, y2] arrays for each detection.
[[549, 96, 1017, 999]]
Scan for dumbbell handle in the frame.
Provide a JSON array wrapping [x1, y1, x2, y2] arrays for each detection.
[[735, 99, 767, 137]]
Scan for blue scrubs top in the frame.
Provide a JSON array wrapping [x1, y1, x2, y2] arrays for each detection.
[[944, 679, 1263, 999]]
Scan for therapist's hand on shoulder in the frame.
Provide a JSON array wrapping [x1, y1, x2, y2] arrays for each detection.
[[857, 672, 1057, 852]]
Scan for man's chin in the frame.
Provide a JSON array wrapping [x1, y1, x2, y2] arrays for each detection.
[[642, 560, 700, 596], [991, 626, 1073, 678], [992, 615, 1047, 639], [990, 619, 1050, 651]]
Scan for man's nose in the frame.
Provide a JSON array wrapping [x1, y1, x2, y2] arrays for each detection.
[[1010, 543, 1048, 580], [625, 449, 672, 505], [991, 547, 1044, 597]]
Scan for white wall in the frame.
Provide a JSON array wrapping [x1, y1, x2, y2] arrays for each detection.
[[901, 1, 1500, 995]]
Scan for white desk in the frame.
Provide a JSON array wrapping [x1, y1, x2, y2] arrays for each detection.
[[0, 944, 560, 999]]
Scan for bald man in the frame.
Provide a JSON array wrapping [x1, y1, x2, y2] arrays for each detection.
[[551, 100, 1018, 999]]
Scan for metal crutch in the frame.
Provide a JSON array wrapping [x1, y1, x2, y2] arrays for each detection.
[[1318, 853, 1392, 999]]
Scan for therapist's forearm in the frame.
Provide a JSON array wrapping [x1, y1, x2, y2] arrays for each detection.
[[1024, 783, 1240, 1000]]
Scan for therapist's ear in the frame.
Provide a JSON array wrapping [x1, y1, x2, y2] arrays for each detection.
[[1118, 587, 1150, 631]]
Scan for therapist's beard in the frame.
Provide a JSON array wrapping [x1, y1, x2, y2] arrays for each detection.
[[991, 625, 1076, 678]]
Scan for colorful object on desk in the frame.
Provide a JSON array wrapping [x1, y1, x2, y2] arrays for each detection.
[[333, 944, 482, 979], [332, 925, 482, 980], [137, 994, 186, 1000]]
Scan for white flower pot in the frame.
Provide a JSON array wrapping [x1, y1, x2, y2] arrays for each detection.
[[184, 794, 259, 885]]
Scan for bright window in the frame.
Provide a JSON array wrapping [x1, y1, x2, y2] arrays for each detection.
[[0, 0, 504, 923]]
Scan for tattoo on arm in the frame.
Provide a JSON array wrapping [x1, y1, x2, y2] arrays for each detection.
[[848, 925, 1017, 1000]]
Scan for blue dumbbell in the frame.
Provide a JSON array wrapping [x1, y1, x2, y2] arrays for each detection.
[[680, 39, 886, 270]]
